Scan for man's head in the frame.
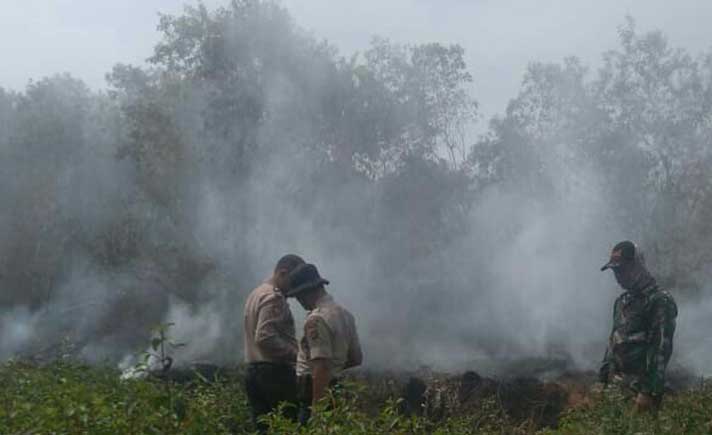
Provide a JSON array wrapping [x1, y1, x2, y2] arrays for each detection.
[[272, 254, 305, 292], [601, 241, 654, 291], [600, 240, 637, 272], [294, 287, 326, 311], [284, 263, 329, 310]]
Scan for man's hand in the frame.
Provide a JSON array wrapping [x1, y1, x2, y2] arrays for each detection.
[[633, 393, 655, 413], [590, 382, 606, 395]]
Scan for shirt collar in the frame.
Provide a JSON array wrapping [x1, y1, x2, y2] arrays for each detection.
[[314, 292, 334, 309]]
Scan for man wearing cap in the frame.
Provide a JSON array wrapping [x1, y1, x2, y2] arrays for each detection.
[[243, 254, 304, 431], [285, 263, 363, 423], [598, 241, 678, 413]]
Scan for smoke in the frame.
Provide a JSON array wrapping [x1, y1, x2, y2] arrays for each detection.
[[170, 96, 615, 372], [0, 307, 38, 360], [1, 2, 711, 378]]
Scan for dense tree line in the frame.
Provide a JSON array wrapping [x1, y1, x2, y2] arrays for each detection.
[[1, 3, 710, 367]]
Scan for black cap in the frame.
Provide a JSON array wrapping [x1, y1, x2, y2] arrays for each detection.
[[284, 263, 329, 297], [600, 240, 636, 271]]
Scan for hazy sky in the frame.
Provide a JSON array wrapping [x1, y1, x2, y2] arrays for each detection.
[[2, 0, 712, 119]]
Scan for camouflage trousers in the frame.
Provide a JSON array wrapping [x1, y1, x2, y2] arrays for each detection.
[[605, 373, 663, 410]]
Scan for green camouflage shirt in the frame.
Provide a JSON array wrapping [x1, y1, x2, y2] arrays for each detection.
[[599, 284, 678, 396]]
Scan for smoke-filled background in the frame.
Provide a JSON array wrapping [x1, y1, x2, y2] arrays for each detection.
[[1, 1, 712, 375]]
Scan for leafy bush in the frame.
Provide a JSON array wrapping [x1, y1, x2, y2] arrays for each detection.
[[2, 361, 711, 434], [0, 360, 250, 434], [544, 384, 712, 435]]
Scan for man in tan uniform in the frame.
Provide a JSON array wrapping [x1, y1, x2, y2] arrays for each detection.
[[243, 254, 304, 432], [284, 263, 363, 423]]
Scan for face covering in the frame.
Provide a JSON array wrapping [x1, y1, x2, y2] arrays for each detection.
[[613, 247, 655, 292]]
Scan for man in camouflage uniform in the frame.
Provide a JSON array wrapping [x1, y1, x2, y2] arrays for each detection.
[[243, 254, 304, 432], [599, 241, 678, 412], [285, 263, 363, 424]]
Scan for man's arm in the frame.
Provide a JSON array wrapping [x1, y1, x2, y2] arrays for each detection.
[[599, 300, 619, 384], [345, 316, 363, 369], [311, 358, 332, 404], [255, 294, 298, 361], [642, 292, 677, 396], [304, 316, 334, 405], [599, 347, 614, 384]]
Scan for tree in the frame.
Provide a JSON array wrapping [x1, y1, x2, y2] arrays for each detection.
[[469, 18, 712, 293], [594, 18, 712, 289], [469, 57, 599, 201], [340, 38, 477, 177]]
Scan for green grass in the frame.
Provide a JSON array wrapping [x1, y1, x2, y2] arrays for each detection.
[[543, 385, 712, 435], [0, 360, 250, 434], [1, 361, 711, 434]]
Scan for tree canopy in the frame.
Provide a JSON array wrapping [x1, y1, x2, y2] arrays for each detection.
[[1, 4, 710, 368]]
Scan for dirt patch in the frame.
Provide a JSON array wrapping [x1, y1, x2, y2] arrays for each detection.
[[345, 362, 600, 430]]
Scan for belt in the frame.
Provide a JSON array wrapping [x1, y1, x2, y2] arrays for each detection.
[[612, 331, 648, 345], [247, 361, 294, 370]]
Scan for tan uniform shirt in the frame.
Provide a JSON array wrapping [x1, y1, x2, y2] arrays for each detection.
[[297, 293, 363, 376], [243, 282, 298, 364]]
